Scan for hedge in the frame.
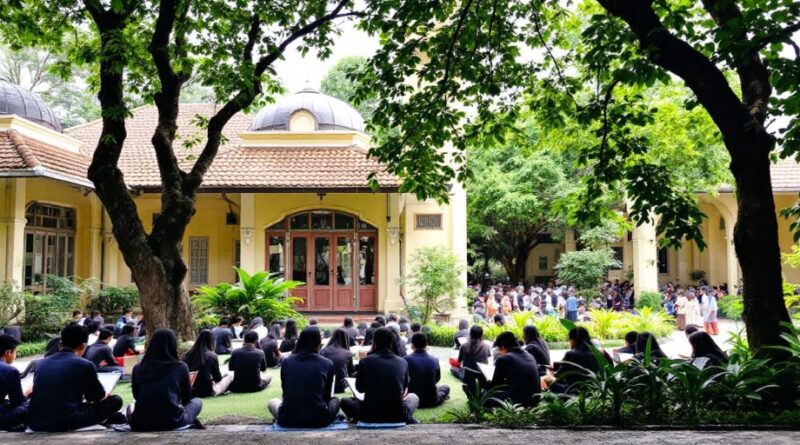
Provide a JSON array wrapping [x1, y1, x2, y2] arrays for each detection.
[[17, 340, 47, 358]]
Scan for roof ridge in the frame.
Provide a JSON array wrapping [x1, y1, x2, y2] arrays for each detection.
[[6, 130, 41, 168]]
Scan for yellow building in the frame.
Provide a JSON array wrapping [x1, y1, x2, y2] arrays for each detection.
[[0, 80, 468, 315], [525, 162, 800, 295]]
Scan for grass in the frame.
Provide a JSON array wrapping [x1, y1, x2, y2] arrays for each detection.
[[113, 347, 468, 424]]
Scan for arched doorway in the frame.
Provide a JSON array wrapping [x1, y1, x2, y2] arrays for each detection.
[[266, 210, 377, 312]]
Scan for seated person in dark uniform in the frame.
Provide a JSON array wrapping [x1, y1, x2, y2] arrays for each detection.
[[341, 327, 419, 424], [268, 327, 341, 427], [279, 319, 299, 353], [343, 317, 360, 346], [489, 331, 539, 407], [363, 321, 381, 346], [28, 324, 124, 431], [112, 324, 140, 357], [522, 325, 551, 375], [405, 333, 450, 407], [612, 331, 638, 355], [320, 329, 355, 394], [453, 319, 469, 349], [0, 335, 28, 431], [549, 327, 605, 394], [83, 329, 123, 373], [228, 331, 272, 393], [20, 336, 60, 379], [453, 325, 490, 389], [213, 319, 235, 355], [389, 324, 407, 358], [259, 324, 284, 368], [183, 330, 233, 398], [130, 328, 203, 431]]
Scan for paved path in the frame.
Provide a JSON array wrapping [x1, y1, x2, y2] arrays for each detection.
[[3, 425, 798, 444]]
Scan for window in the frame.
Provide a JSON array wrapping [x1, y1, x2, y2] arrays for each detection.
[[359, 236, 376, 285], [538, 256, 548, 271], [268, 235, 285, 275], [415, 213, 442, 230], [189, 237, 209, 284], [611, 247, 623, 270], [657, 247, 669, 274], [24, 203, 76, 286]]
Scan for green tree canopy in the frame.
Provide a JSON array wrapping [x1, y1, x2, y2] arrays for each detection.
[[320, 55, 377, 121]]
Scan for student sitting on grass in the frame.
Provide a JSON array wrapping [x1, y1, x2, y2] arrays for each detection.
[[343, 317, 359, 346], [20, 336, 61, 379], [114, 307, 135, 336], [522, 325, 551, 376], [612, 330, 638, 355], [229, 331, 272, 393], [113, 324, 140, 357], [183, 330, 233, 398], [452, 325, 490, 388], [213, 319, 235, 355], [0, 335, 28, 431], [341, 327, 418, 424], [83, 329, 123, 373], [548, 327, 605, 394], [129, 328, 203, 431], [488, 331, 539, 408], [260, 324, 284, 368], [230, 316, 245, 338], [320, 328, 355, 394], [279, 319, 299, 353], [453, 319, 469, 349], [269, 327, 340, 428], [405, 333, 450, 408], [28, 324, 124, 432]]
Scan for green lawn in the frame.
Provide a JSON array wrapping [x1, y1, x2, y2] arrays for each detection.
[[114, 348, 467, 425]]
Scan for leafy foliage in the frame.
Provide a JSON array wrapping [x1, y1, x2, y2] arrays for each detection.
[[554, 248, 621, 291], [90, 286, 140, 315], [635, 291, 663, 310], [320, 56, 377, 121], [193, 268, 303, 324], [718, 294, 744, 320], [400, 246, 464, 325], [0, 281, 25, 328]]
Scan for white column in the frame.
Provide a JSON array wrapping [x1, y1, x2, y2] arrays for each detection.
[[449, 181, 469, 321], [631, 217, 659, 295], [239, 193, 257, 273]]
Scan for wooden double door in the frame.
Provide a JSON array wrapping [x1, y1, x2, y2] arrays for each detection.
[[289, 233, 376, 312]]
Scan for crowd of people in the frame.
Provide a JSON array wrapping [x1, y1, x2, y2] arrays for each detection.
[[0, 297, 730, 432], [470, 279, 727, 336]]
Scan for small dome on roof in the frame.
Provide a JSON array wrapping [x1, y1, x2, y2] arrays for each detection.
[[0, 77, 62, 132], [250, 87, 365, 133]]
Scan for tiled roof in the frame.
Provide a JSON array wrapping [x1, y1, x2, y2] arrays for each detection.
[[64, 103, 398, 191], [0, 129, 93, 187], [769, 158, 800, 192]]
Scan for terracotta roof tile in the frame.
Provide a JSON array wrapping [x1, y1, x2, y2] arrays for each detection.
[[0, 129, 92, 186], [66, 104, 398, 190], [769, 158, 800, 192]]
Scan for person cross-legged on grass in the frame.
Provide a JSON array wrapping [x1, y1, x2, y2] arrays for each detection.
[[268, 327, 341, 428]]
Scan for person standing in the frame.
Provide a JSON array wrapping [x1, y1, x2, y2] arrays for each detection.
[[703, 293, 720, 335], [268, 327, 340, 427], [129, 328, 203, 431], [28, 325, 124, 431], [675, 291, 688, 330], [565, 290, 579, 322]]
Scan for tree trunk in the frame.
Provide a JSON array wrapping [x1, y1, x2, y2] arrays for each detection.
[[730, 133, 791, 352], [131, 253, 196, 342]]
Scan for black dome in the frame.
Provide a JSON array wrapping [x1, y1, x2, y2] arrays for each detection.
[[0, 77, 62, 132]]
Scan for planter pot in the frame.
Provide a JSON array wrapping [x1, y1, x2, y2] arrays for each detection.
[[433, 313, 451, 324]]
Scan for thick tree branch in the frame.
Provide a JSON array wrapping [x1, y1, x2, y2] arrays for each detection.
[[184, 0, 355, 191], [699, 0, 771, 124]]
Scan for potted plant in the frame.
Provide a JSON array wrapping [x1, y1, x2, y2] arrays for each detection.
[[400, 246, 464, 325]]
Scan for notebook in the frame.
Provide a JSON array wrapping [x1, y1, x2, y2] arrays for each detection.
[[98, 371, 122, 394], [477, 363, 495, 382], [613, 352, 634, 363], [20, 374, 34, 395], [345, 377, 364, 401]]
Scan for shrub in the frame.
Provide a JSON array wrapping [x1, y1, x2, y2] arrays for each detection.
[[554, 248, 621, 291], [636, 291, 664, 310], [41, 275, 81, 312], [618, 307, 674, 338], [90, 286, 140, 315], [718, 294, 743, 320], [400, 246, 464, 325], [426, 324, 458, 347], [0, 281, 25, 328], [17, 341, 47, 358], [195, 313, 221, 330], [193, 268, 303, 324], [23, 293, 71, 340], [533, 316, 569, 342]]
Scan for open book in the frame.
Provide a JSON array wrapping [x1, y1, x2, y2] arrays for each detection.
[[345, 377, 364, 401], [477, 363, 495, 382], [613, 352, 634, 363], [98, 371, 123, 394], [21, 374, 34, 396]]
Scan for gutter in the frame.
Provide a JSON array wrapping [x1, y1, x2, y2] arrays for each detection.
[[0, 167, 95, 189]]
